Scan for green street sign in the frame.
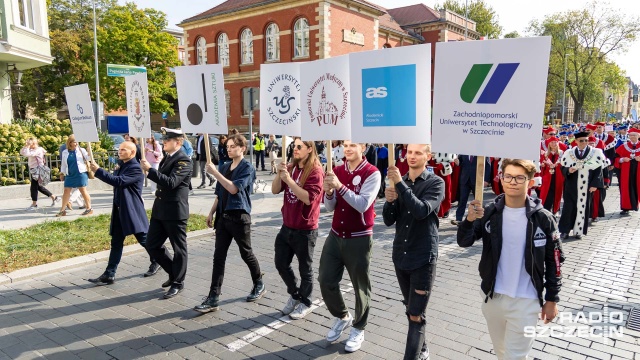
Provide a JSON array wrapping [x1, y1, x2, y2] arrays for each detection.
[[107, 64, 147, 77]]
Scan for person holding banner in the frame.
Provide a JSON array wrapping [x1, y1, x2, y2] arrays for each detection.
[[87, 141, 155, 285], [141, 128, 192, 299], [195, 134, 263, 313], [271, 138, 324, 319], [57, 135, 93, 217], [319, 140, 381, 353], [557, 132, 606, 239], [383, 144, 444, 360], [457, 159, 564, 360]]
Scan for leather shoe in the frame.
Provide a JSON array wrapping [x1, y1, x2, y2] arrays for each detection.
[[194, 294, 219, 313], [197, 184, 206, 189], [163, 285, 184, 299], [162, 277, 174, 288], [144, 262, 161, 277], [88, 273, 114, 286], [209, 179, 215, 187], [246, 277, 265, 302]]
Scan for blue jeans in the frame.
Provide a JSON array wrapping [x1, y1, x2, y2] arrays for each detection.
[[105, 210, 150, 277]]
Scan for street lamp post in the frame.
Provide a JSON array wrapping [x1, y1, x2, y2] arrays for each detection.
[[561, 53, 572, 124], [92, 0, 101, 131]]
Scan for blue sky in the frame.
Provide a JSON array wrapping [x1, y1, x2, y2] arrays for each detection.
[[120, 0, 640, 82]]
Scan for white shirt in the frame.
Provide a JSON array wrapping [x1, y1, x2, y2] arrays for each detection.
[[494, 206, 538, 300]]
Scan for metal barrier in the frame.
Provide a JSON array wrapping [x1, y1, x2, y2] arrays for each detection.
[[0, 151, 119, 183]]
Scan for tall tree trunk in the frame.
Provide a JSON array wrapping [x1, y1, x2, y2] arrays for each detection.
[[572, 101, 583, 123]]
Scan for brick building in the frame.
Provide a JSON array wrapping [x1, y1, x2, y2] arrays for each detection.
[[178, 0, 478, 132]]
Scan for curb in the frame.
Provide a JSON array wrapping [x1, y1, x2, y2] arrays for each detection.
[[0, 228, 213, 285]]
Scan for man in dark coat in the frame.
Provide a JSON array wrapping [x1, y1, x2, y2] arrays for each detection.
[[452, 154, 491, 225], [141, 128, 192, 299], [88, 141, 153, 285]]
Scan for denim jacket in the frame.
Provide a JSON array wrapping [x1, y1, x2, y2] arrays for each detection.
[[214, 158, 255, 215]]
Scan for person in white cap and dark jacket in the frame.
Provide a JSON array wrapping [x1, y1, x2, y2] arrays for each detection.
[[141, 127, 192, 299]]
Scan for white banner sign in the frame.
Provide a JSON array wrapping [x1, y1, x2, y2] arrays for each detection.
[[175, 64, 228, 134], [300, 56, 351, 141], [432, 37, 551, 161], [260, 63, 302, 136], [63, 83, 99, 142], [125, 72, 152, 138], [350, 44, 432, 144]]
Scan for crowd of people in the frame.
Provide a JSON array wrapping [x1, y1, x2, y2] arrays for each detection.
[[17, 118, 640, 359]]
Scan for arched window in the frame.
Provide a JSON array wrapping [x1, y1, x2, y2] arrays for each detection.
[[383, 43, 391, 49], [294, 18, 309, 58], [196, 37, 207, 65], [225, 89, 231, 117], [265, 23, 280, 62], [217, 33, 229, 67], [240, 28, 253, 64]]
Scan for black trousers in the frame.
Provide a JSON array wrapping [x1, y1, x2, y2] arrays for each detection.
[[274, 225, 317, 306], [255, 150, 265, 170], [210, 212, 261, 295], [395, 262, 437, 360], [30, 175, 52, 202], [146, 218, 188, 285]]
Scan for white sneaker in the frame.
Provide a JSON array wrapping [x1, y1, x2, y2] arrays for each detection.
[[25, 205, 37, 211], [289, 302, 312, 320], [281, 296, 300, 315], [420, 345, 430, 360], [326, 312, 353, 342], [344, 327, 364, 352]]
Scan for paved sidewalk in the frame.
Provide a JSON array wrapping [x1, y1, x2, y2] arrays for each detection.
[[0, 179, 639, 359]]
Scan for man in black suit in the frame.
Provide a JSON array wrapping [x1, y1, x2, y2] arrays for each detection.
[[87, 141, 155, 285], [141, 128, 192, 299], [196, 133, 215, 189], [453, 154, 491, 225]]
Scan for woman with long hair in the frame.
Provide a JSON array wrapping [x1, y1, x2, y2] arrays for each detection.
[[145, 137, 163, 193], [21, 137, 59, 211], [57, 135, 92, 216]]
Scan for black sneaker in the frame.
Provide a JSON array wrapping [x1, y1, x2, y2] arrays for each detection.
[[197, 184, 206, 189], [144, 262, 161, 277], [194, 295, 220, 313], [209, 179, 215, 187], [88, 273, 115, 286], [246, 278, 265, 302], [621, 210, 630, 215], [162, 277, 174, 288]]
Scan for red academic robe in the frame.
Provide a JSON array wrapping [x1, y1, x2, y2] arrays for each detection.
[[490, 157, 503, 195], [450, 161, 460, 203], [539, 151, 564, 214], [396, 147, 409, 177], [614, 142, 640, 211], [428, 160, 451, 217]]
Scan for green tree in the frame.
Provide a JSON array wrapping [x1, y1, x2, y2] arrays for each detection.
[[436, 0, 502, 39], [529, 1, 640, 122], [18, 1, 180, 119], [503, 31, 519, 38]]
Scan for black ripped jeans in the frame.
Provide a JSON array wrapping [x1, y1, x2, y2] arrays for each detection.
[[394, 262, 437, 360], [274, 225, 317, 306]]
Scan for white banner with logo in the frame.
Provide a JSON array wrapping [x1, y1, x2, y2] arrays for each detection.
[[175, 64, 228, 134], [300, 56, 351, 141], [259, 63, 302, 136], [350, 44, 431, 144], [125, 72, 152, 138], [432, 37, 551, 161], [63, 83, 100, 142]]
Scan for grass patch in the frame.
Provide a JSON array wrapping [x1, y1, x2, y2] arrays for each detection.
[[0, 210, 209, 273]]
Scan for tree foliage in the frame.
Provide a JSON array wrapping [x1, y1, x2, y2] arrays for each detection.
[[18, 0, 180, 119], [529, 1, 639, 122], [436, 0, 502, 39], [503, 31, 520, 39]]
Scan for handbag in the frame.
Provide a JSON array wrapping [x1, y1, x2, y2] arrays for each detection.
[[30, 165, 51, 186], [81, 150, 95, 179]]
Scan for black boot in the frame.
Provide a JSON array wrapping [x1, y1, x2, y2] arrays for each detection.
[[209, 178, 215, 187], [246, 277, 266, 302], [88, 273, 115, 286], [194, 294, 220, 313]]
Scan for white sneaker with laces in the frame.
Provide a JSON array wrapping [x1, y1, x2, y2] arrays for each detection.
[[281, 296, 299, 315], [326, 312, 353, 342], [344, 327, 364, 352], [420, 345, 430, 360], [289, 302, 312, 320], [25, 205, 37, 211]]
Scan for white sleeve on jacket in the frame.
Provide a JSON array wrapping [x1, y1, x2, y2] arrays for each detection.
[[337, 171, 381, 213]]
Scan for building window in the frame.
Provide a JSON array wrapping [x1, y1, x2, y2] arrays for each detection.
[[17, 0, 36, 30], [240, 28, 253, 64], [294, 18, 309, 58], [217, 33, 229, 67], [242, 87, 260, 115], [265, 23, 280, 62], [225, 90, 231, 117], [383, 43, 391, 48], [196, 37, 207, 65]]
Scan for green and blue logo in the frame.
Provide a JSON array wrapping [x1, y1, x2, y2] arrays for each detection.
[[460, 63, 519, 104]]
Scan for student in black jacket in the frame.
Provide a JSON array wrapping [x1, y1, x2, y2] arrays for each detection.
[[457, 158, 565, 360]]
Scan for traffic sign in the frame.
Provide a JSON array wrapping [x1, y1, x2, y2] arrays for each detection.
[[107, 64, 147, 77]]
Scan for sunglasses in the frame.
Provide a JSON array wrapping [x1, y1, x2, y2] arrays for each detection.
[[294, 144, 306, 150], [577, 139, 588, 143]]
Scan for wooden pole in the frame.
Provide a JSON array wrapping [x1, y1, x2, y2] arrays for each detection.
[[326, 140, 332, 171], [203, 133, 212, 164], [282, 136, 288, 164], [140, 137, 147, 187], [475, 155, 485, 204], [87, 142, 94, 162], [388, 143, 395, 167]]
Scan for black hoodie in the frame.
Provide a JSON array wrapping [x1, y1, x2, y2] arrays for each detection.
[[457, 194, 565, 307]]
